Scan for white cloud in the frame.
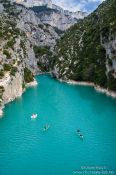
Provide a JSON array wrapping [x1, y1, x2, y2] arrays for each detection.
[[52, 0, 105, 12], [52, 0, 86, 12], [88, 0, 104, 2]]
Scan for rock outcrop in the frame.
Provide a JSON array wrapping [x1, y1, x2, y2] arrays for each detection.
[[2, 72, 23, 104]]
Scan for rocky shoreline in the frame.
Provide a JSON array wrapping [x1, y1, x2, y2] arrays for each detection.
[[0, 109, 3, 117], [26, 79, 38, 87], [0, 78, 38, 118], [1, 75, 116, 118], [58, 78, 116, 98], [66, 80, 116, 98]]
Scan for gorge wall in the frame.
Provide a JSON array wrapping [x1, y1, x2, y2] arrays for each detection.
[[53, 0, 116, 93], [0, 0, 60, 115], [12, 0, 87, 30]]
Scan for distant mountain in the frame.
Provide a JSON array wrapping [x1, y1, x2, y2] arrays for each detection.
[[52, 4, 87, 20], [53, 0, 116, 92], [12, 0, 87, 30], [12, 0, 53, 8]]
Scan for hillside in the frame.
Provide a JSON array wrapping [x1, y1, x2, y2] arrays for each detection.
[[53, 0, 116, 92]]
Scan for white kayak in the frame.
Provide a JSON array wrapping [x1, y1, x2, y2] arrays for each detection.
[[31, 114, 38, 119]]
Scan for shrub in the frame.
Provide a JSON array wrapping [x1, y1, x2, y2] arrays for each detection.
[[0, 70, 4, 79], [33, 45, 51, 57], [3, 64, 12, 71], [0, 86, 5, 100], [37, 61, 48, 72], [0, 86, 5, 93], [0, 31, 3, 38], [10, 67, 17, 76], [7, 38, 15, 49], [3, 49, 11, 59], [108, 72, 116, 91], [24, 68, 34, 83]]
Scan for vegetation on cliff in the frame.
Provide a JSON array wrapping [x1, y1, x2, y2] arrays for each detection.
[[0, 0, 36, 109], [24, 68, 34, 83], [54, 0, 116, 91]]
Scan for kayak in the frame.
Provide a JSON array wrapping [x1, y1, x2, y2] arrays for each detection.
[[76, 130, 84, 140], [31, 114, 38, 119], [43, 125, 50, 131]]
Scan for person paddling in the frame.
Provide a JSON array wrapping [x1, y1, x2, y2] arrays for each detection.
[[77, 129, 80, 133]]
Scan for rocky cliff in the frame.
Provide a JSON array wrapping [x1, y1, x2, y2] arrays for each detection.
[[0, 0, 60, 115], [13, 0, 87, 30], [30, 5, 87, 30], [53, 0, 116, 93], [52, 4, 87, 20], [31, 6, 78, 31]]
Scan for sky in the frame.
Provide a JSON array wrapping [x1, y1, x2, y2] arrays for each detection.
[[52, 0, 105, 13]]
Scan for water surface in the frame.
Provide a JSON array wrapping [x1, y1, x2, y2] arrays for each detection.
[[0, 75, 116, 175]]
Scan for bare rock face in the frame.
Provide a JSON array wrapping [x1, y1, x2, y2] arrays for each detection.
[[34, 9, 78, 31], [13, 0, 87, 30], [0, 4, 4, 13], [30, 5, 87, 30], [103, 39, 116, 73], [16, 6, 59, 46], [2, 72, 23, 104], [52, 4, 87, 20]]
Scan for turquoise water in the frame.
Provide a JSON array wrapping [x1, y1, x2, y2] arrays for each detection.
[[0, 75, 116, 175]]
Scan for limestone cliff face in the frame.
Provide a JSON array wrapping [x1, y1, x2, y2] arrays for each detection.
[[2, 72, 23, 104], [52, 4, 87, 20], [16, 4, 60, 73], [102, 37, 116, 74], [34, 8, 78, 31], [16, 6, 59, 46], [13, 0, 87, 31], [31, 6, 87, 31], [0, 32, 36, 113], [0, 0, 60, 115], [0, 0, 36, 114]]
